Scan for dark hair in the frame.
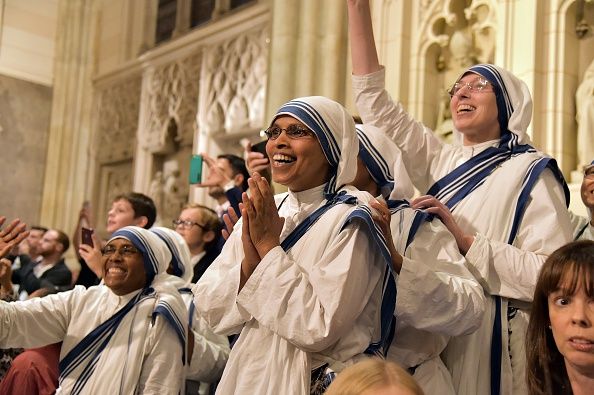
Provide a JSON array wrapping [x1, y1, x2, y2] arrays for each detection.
[[218, 154, 249, 192], [526, 240, 594, 395], [53, 229, 70, 253], [30, 225, 48, 233], [113, 192, 157, 229]]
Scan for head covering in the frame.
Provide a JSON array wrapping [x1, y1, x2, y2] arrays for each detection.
[[457, 64, 533, 144], [59, 226, 187, 394], [150, 227, 193, 284], [271, 96, 359, 198], [109, 226, 171, 286], [356, 124, 415, 199]]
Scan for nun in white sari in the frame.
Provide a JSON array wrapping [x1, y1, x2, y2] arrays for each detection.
[[354, 124, 485, 394], [0, 226, 187, 395], [347, 5, 573, 392], [150, 227, 230, 393], [193, 96, 388, 395]]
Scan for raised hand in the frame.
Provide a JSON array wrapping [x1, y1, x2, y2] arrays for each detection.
[[239, 201, 263, 291], [79, 232, 103, 278], [245, 142, 270, 176], [222, 207, 240, 240], [243, 173, 284, 258], [0, 217, 29, 259], [411, 195, 474, 254], [196, 153, 232, 188]]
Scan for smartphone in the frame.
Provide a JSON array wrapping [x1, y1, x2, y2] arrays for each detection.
[[189, 154, 203, 184], [81, 227, 94, 248], [251, 140, 268, 156]]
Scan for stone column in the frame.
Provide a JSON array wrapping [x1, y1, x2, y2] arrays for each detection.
[[39, 0, 98, 231], [265, 0, 349, 120]]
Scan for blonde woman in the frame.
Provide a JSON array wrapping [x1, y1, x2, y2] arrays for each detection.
[[325, 358, 424, 395]]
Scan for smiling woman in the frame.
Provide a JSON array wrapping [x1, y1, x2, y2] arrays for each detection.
[[0, 226, 187, 394], [347, 2, 574, 394], [193, 96, 392, 395]]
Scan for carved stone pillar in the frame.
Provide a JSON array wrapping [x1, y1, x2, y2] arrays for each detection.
[[39, 0, 98, 231], [265, 0, 349, 120]]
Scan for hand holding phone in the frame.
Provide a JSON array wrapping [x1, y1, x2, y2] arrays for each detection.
[[189, 154, 203, 184], [81, 227, 94, 248]]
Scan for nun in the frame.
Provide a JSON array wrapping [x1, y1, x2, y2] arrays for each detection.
[[347, 2, 573, 393], [0, 226, 187, 394], [193, 96, 388, 394], [150, 227, 230, 393]]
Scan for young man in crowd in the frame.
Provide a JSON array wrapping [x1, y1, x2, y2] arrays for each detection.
[[12, 229, 71, 298], [76, 192, 157, 284]]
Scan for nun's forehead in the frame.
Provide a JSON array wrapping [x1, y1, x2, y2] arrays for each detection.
[[456, 70, 482, 82], [106, 236, 132, 245]]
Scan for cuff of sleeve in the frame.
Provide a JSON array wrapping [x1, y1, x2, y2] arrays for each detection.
[[236, 246, 284, 307], [463, 233, 490, 284], [351, 66, 386, 90]]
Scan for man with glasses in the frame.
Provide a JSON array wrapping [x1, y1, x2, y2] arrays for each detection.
[[173, 203, 222, 283], [570, 160, 594, 240]]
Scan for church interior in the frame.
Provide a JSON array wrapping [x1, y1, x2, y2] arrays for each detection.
[[1, 0, 593, 271]]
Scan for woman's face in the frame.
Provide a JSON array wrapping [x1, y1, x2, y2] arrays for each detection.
[[102, 238, 147, 295], [449, 73, 501, 145], [266, 116, 330, 192], [548, 283, 594, 375]]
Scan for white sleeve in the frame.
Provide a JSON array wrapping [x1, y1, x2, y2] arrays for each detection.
[[352, 68, 456, 192], [186, 316, 230, 382], [569, 211, 592, 240], [235, 225, 383, 353], [137, 317, 184, 395], [396, 219, 485, 336], [578, 224, 594, 241], [464, 169, 573, 301], [191, 230, 249, 335], [0, 288, 77, 348]]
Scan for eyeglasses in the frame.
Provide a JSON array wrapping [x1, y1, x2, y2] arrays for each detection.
[[264, 124, 314, 140], [448, 77, 492, 98], [102, 244, 140, 257], [172, 219, 207, 230], [585, 165, 594, 179]]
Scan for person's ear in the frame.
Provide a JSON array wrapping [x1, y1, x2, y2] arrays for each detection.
[[203, 230, 215, 244], [134, 216, 149, 228], [233, 173, 245, 188]]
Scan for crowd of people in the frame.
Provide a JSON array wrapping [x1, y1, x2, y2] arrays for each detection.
[[1, 1, 593, 394]]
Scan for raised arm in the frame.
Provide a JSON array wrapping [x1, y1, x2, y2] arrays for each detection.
[[347, 0, 381, 75], [0, 289, 74, 349]]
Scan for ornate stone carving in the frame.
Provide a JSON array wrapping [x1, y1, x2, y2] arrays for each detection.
[[141, 53, 202, 154], [96, 77, 142, 164], [98, 161, 134, 234], [421, 0, 496, 141], [149, 157, 189, 226], [576, 58, 594, 170], [197, 26, 269, 136]]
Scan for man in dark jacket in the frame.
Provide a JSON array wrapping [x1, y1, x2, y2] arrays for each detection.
[[12, 229, 71, 297]]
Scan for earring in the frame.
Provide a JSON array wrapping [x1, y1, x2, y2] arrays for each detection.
[[548, 324, 552, 330]]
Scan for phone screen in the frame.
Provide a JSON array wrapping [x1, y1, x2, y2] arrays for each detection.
[[189, 154, 203, 184], [81, 227, 94, 248], [251, 140, 268, 156]]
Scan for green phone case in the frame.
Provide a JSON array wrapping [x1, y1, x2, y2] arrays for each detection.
[[189, 155, 203, 184]]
